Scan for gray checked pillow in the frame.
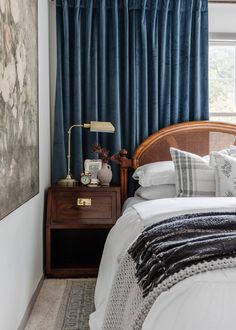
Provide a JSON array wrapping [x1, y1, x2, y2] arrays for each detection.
[[170, 147, 215, 197], [211, 152, 236, 197]]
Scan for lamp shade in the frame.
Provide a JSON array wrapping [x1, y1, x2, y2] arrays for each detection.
[[84, 121, 115, 133]]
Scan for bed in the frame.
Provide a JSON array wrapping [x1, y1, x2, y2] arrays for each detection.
[[89, 121, 236, 330]]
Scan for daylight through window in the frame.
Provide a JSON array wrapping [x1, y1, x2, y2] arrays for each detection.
[[209, 40, 236, 124]]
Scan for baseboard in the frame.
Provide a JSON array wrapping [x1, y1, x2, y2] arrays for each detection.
[[17, 275, 44, 330]]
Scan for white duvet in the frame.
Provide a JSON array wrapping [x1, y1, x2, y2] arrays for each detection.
[[89, 197, 236, 330]]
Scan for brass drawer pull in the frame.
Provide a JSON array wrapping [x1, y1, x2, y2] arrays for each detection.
[[77, 198, 92, 206]]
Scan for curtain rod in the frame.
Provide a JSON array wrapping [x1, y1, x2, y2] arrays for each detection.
[[49, 0, 236, 2]]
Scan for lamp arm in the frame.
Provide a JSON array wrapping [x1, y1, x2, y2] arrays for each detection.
[[68, 124, 84, 134], [66, 124, 84, 178]]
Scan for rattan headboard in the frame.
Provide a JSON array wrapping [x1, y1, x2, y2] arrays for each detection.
[[119, 121, 236, 204]]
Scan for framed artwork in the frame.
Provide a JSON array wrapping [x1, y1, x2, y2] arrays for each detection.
[[84, 159, 102, 184], [0, 0, 38, 220]]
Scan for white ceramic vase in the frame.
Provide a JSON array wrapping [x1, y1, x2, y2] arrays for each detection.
[[97, 162, 112, 186]]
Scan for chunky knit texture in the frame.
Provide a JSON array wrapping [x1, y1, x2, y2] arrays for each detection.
[[103, 255, 236, 330], [102, 212, 236, 329], [129, 212, 236, 297]]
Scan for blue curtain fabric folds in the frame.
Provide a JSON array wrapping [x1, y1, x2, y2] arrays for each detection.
[[53, 0, 209, 184]]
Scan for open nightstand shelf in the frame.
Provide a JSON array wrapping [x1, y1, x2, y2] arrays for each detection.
[[45, 186, 121, 278]]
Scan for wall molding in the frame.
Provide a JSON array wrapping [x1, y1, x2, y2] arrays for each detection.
[[209, 1, 236, 3], [17, 276, 44, 330], [209, 32, 236, 40]]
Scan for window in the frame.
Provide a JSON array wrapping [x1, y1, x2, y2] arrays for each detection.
[[209, 38, 236, 124]]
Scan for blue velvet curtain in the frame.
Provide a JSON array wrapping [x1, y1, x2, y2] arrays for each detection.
[[53, 0, 209, 184]]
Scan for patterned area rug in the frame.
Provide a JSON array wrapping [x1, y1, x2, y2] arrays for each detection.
[[55, 278, 96, 330]]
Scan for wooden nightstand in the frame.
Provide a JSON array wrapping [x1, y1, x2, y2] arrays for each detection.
[[45, 186, 121, 278]]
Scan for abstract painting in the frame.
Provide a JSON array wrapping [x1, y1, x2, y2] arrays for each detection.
[[0, 0, 38, 220]]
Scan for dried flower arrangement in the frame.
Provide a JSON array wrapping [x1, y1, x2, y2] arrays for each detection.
[[92, 144, 121, 164]]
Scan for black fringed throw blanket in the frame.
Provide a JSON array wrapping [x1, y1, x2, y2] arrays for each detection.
[[103, 212, 236, 330], [128, 212, 236, 297]]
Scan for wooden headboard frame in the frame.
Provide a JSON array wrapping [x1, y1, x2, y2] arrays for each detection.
[[119, 121, 236, 204]]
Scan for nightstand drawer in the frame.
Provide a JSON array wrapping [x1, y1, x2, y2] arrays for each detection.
[[49, 190, 118, 225]]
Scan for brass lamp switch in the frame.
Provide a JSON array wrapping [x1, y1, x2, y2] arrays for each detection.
[[77, 198, 92, 206]]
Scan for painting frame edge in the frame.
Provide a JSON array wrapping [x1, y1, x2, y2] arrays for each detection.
[[0, 0, 39, 221]]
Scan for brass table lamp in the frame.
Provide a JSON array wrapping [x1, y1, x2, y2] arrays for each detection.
[[58, 121, 115, 186]]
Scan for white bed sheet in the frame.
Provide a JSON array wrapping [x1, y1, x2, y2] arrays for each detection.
[[89, 197, 236, 330], [121, 196, 144, 213]]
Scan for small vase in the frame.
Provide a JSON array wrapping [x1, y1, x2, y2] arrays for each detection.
[[97, 162, 112, 186]]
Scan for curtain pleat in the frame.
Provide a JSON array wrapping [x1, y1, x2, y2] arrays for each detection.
[[53, 0, 209, 184]]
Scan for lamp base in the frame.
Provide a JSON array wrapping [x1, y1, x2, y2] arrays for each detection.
[[57, 175, 78, 187]]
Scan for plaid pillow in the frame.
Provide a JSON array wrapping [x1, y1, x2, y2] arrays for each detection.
[[170, 147, 215, 197]]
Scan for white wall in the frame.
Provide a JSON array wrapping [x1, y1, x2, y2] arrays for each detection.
[[49, 0, 56, 137], [0, 0, 51, 329], [209, 3, 236, 33]]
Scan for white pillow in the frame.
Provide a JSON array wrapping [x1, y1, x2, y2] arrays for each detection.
[[230, 145, 236, 156], [204, 146, 236, 165], [170, 147, 215, 197], [208, 148, 232, 166], [132, 161, 175, 187], [135, 184, 176, 200], [211, 152, 236, 197]]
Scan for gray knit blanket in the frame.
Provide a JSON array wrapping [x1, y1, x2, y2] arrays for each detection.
[[102, 212, 236, 329]]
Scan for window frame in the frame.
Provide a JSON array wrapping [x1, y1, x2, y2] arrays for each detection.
[[209, 33, 236, 120]]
